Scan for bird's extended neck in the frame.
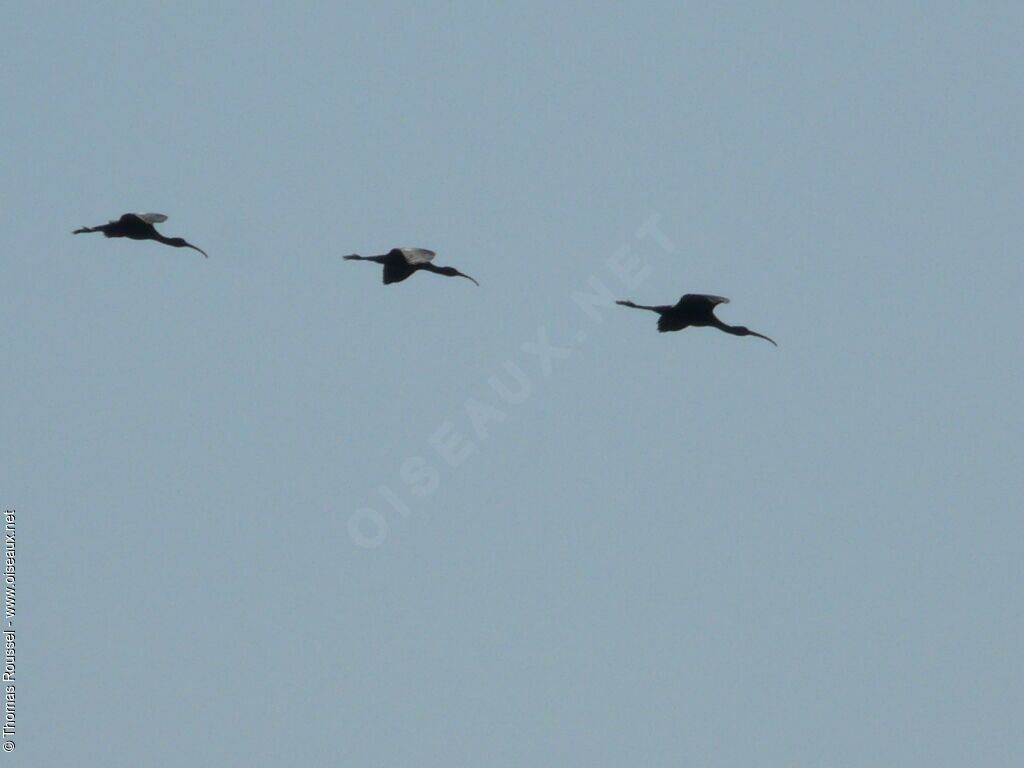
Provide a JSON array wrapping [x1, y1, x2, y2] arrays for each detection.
[[711, 317, 777, 345], [421, 263, 479, 285], [158, 234, 208, 257], [710, 316, 735, 333]]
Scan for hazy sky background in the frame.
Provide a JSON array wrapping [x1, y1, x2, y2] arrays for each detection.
[[3, 2, 1022, 766]]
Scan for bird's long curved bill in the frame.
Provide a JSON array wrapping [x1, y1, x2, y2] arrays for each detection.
[[457, 271, 480, 286], [188, 244, 209, 258], [751, 330, 777, 346]]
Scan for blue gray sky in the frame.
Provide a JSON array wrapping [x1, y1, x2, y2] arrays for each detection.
[[3, 2, 1022, 766]]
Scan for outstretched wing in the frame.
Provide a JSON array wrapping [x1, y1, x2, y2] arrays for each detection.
[[135, 213, 168, 224], [399, 247, 436, 265], [678, 293, 729, 307]]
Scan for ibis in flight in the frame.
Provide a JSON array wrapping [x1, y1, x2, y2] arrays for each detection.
[[617, 294, 777, 345], [73, 213, 208, 257], [344, 248, 479, 286]]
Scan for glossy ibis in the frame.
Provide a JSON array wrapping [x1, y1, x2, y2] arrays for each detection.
[[73, 213, 208, 257], [344, 248, 478, 286], [617, 294, 777, 345]]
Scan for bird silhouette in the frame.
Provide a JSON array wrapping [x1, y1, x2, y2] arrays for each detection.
[[73, 213, 208, 257], [344, 248, 478, 286], [617, 293, 777, 345]]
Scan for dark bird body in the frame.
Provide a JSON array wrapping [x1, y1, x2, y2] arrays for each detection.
[[617, 293, 777, 345], [344, 248, 478, 286], [73, 213, 208, 257]]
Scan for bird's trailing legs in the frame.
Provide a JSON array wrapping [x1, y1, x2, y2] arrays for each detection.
[[616, 300, 668, 313]]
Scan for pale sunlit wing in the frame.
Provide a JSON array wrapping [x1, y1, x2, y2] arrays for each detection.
[[683, 294, 729, 305], [135, 213, 169, 224], [399, 248, 436, 264]]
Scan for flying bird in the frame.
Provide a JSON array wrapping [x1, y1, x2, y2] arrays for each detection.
[[343, 248, 478, 286], [73, 213, 208, 257], [616, 293, 777, 345]]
